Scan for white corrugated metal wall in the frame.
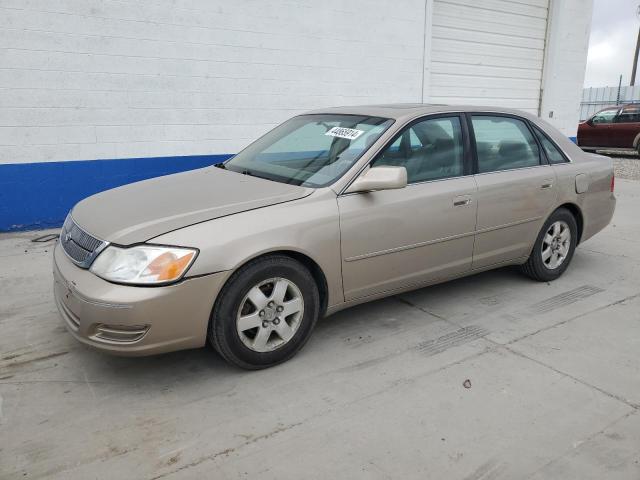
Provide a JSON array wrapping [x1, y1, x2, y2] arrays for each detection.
[[428, 0, 549, 114]]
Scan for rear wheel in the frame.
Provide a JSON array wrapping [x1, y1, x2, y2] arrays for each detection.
[[209, 255, 320, 369], [520, 208, 577, 282]]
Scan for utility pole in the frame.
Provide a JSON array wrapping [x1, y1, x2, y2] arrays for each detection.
[[632, 29, 640, 85], [633, 5, 640, 85], [617, 74, 623, 104]]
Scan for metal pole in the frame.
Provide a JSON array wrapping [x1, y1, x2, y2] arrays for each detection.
[[617, 74, 623, 105], [631, 26, 640, 85]]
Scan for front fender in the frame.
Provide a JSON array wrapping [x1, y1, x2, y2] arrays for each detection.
[[151, 189, 344, 308]]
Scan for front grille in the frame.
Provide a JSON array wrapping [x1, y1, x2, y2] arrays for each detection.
[[60, 215, 106, 268]]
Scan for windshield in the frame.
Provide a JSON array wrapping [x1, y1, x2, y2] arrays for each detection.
[[223, 114, 394, 187]]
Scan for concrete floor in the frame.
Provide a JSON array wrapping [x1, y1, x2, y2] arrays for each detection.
[[1, 180, 639, 480]]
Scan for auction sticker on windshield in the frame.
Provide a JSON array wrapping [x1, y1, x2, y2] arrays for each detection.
[[325, 127, 364, 140]]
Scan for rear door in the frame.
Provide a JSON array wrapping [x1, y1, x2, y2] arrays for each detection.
[[612, 105, 640, 148], [338, 114, 477, 300], [469, 114, 557, 269]]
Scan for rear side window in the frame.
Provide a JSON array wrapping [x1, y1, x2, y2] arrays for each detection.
[[471, 116, 540, 173], [532, 125, 568, 164], [616, 107, 640, 123]]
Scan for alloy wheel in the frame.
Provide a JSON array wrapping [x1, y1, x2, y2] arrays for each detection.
[[541, 220, 571, 270], [236, 277, 304, 352]]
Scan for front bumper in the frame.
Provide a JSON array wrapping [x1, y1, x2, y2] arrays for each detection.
[[53, 242, 229, 356]]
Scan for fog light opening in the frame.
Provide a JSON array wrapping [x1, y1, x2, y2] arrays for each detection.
[[92, 324, 150, 343]]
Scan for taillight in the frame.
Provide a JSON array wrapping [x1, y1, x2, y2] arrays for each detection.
[[610, 173, 615, 192]]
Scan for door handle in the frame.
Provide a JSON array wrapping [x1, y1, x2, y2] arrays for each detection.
[[453, 195, 472, 207], [540, 178, 554, 189]]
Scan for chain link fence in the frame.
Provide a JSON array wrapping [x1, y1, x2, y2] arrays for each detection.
[[580, 85, 640, 120]]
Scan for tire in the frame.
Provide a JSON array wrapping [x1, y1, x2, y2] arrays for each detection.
[[209, 254, 320, 369], [520, 208, 578, 282]]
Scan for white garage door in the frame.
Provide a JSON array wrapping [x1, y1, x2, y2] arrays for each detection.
[[429, 0, 549, 114]]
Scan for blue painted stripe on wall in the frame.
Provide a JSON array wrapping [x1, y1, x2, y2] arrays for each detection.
[[0, 154, 232, 232]]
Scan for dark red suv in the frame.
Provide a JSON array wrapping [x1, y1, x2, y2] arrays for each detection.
[[578, 104, 640, 153]]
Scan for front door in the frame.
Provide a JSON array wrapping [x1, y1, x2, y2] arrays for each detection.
[[581, 108, 619, 147], [612, 106, 640, 148], [469, 114, 557, 269], [338, 115, 478, 301]]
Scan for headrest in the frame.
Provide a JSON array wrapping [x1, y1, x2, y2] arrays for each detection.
[[498, 141, 527, 157], [434, 137, 454, 150]]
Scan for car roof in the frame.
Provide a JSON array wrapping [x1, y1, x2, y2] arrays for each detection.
[[303, 103, 539, 121]]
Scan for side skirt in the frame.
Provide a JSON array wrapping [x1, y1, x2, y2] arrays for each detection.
[[324, 256, 529, 317]]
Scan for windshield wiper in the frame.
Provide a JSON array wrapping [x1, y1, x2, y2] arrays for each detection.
[[220, 163, 258, 177], [238, 168, 263, 179]]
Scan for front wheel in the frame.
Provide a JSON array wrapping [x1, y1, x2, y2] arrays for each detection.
[[209, 255, 320, 369], [520, 208, 578, 282]]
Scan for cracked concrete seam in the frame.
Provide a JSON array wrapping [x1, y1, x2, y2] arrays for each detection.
[[395, 286, 640, 413]]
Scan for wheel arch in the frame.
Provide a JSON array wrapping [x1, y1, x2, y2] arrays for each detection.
[[556, 203, 584, 244], [221, 248, 330, 318], [275, 250, 329, 317]]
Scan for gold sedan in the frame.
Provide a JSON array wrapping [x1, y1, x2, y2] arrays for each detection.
[[54, 104, 616, 369]]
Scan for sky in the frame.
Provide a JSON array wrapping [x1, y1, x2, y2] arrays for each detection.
[[584, 0, 640, 87]]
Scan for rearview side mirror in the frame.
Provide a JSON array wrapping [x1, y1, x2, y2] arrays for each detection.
[[345, 166, 407, 194]]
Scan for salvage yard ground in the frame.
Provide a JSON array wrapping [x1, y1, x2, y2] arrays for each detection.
[[1, 178, 639, 479], [613, 155, 640, 181]]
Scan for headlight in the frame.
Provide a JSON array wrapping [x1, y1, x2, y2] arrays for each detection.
[[90, 245, 197, 285]]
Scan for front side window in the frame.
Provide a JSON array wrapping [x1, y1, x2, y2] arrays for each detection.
[[532, 125, 568, 164], [371, 116, 464, 183], [224, 114, 393, 187], [591, 109, 618, 125], [471, 116, 540, 173]]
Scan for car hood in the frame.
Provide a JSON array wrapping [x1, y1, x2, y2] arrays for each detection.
[[71, 166, 313, 245]]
